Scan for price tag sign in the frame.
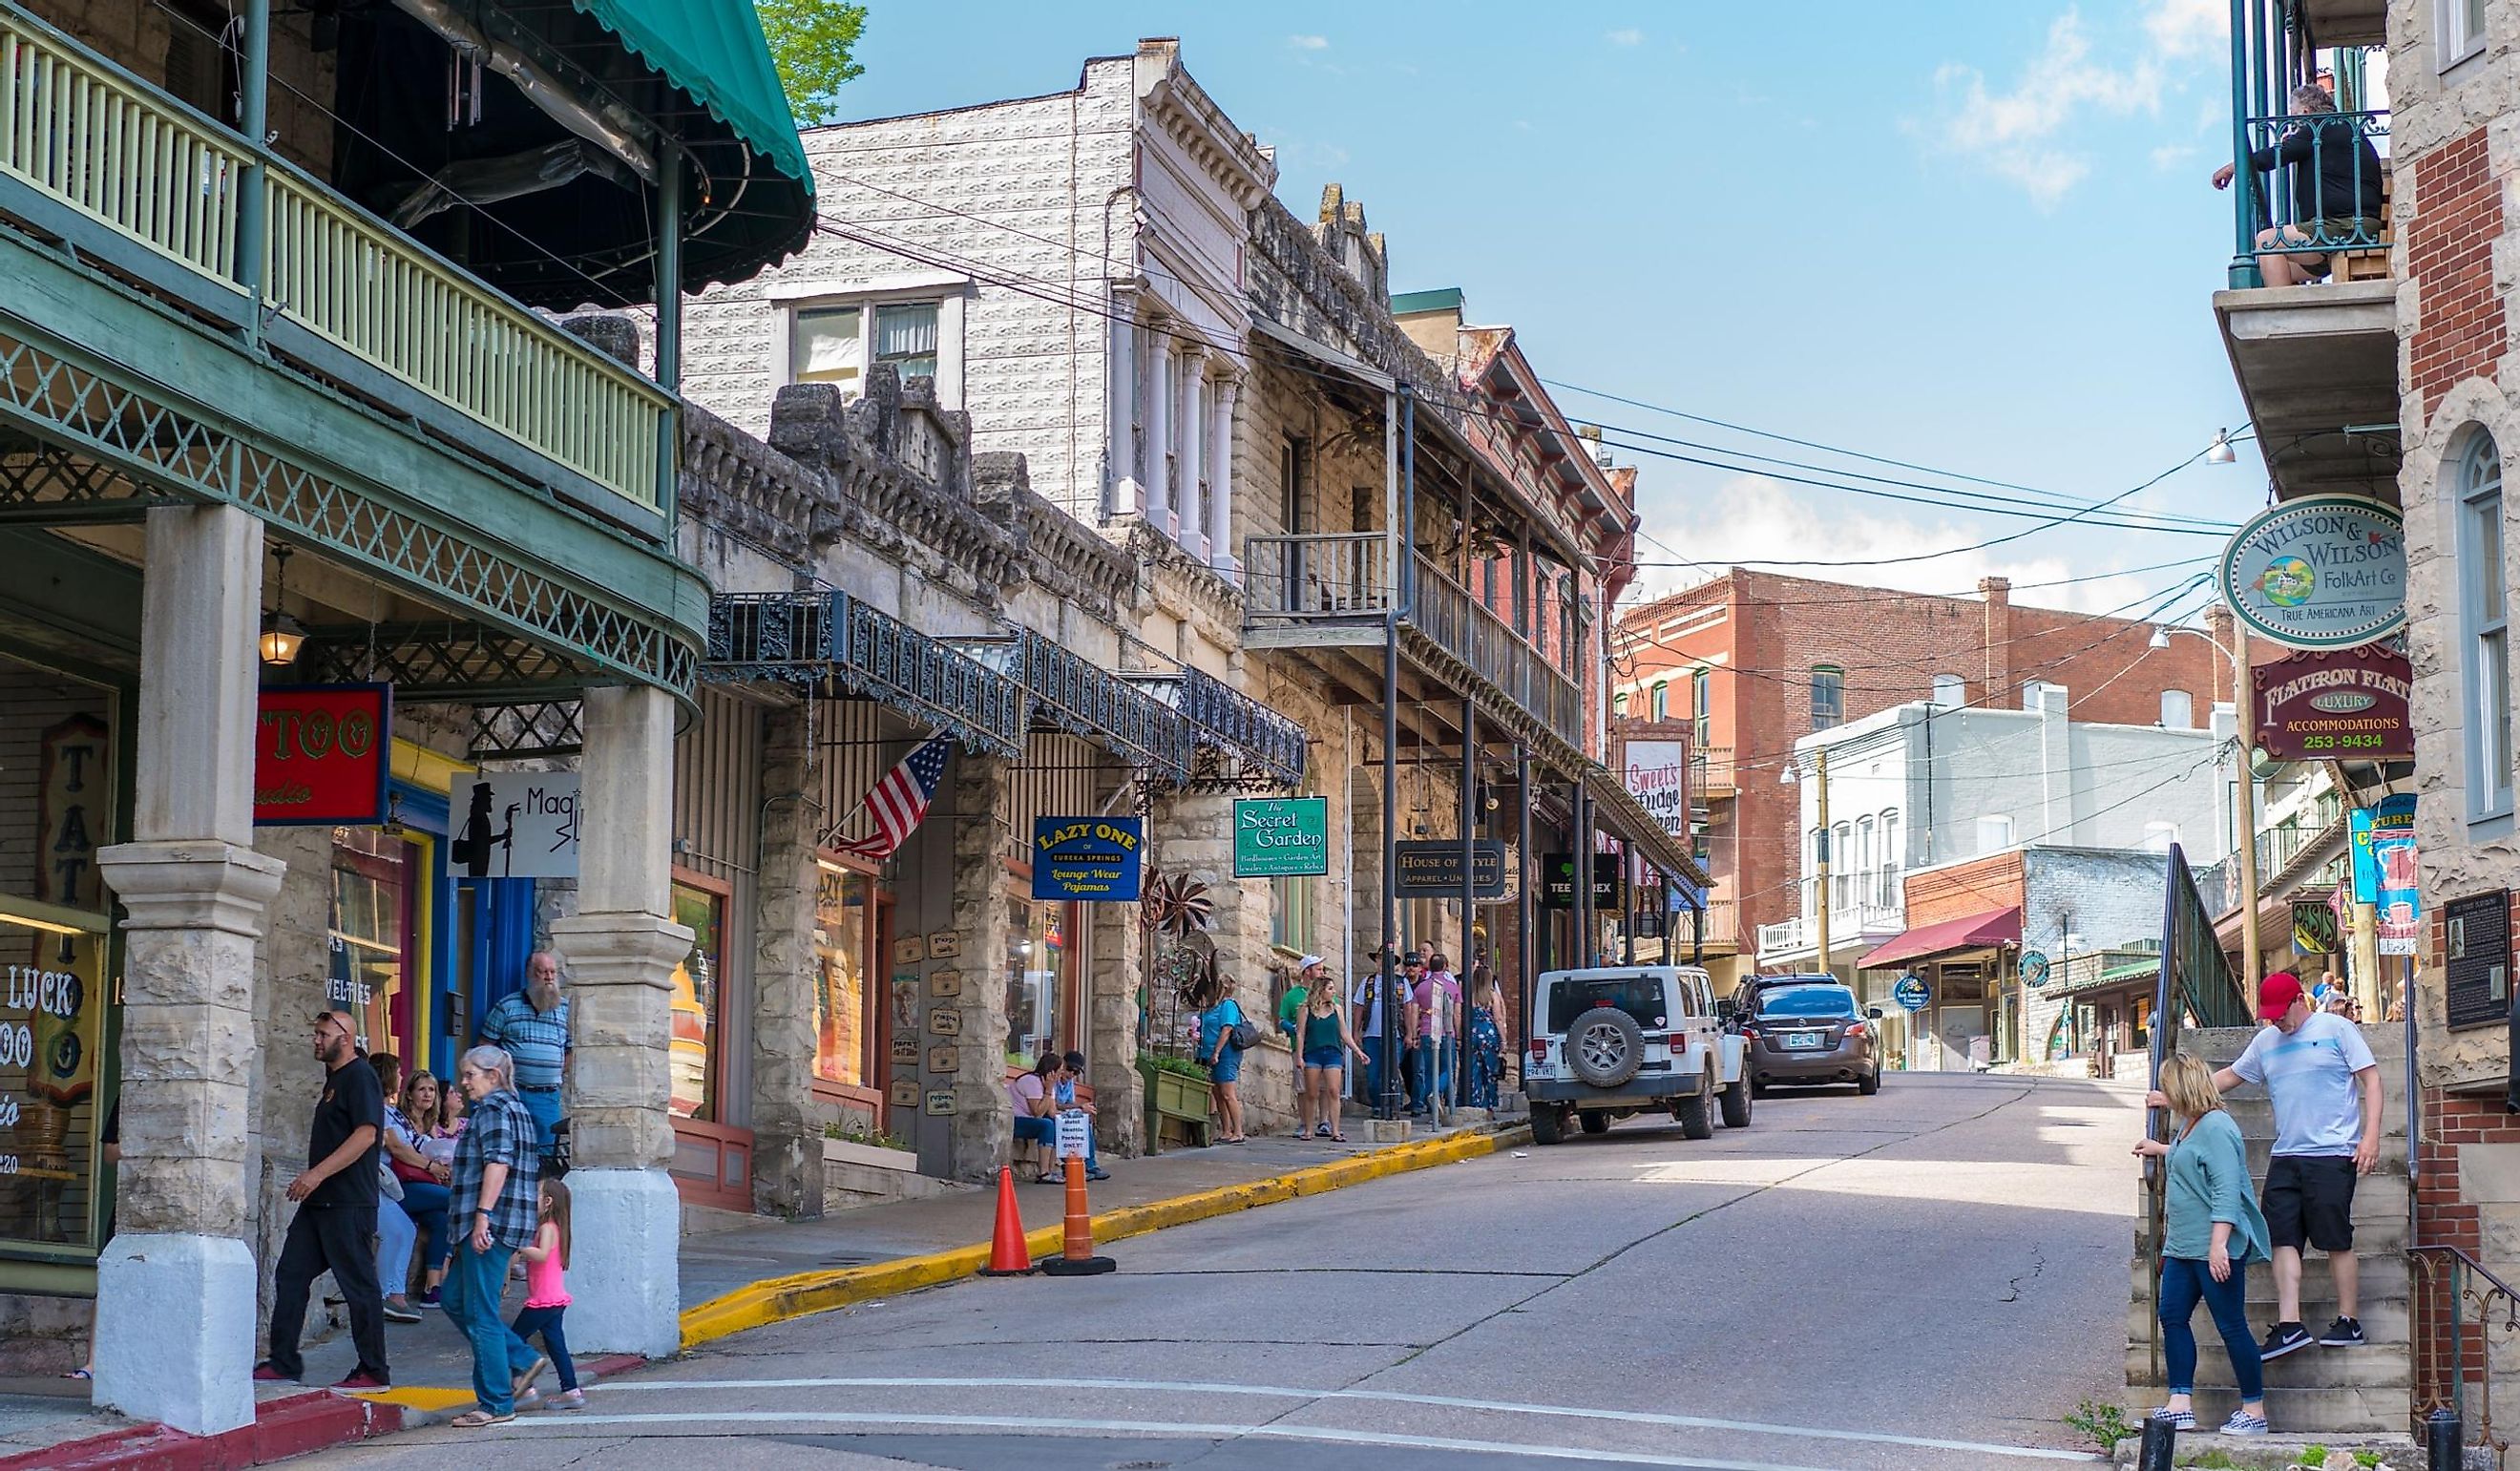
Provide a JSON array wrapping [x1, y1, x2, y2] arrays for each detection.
[[1055, 1107, 1091, 1160]]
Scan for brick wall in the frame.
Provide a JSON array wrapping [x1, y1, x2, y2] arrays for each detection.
[[2408, 127, 2505, 420]]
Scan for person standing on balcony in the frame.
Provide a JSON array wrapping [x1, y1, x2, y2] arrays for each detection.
[[2211, 84, 2384, 286], [2151, 971, 2382, 1360]]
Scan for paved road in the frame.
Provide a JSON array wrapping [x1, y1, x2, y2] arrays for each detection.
[[307, 1071, 2144, 1470]]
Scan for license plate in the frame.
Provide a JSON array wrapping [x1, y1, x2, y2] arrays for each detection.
[[1783, 1032, 1824, 1050]]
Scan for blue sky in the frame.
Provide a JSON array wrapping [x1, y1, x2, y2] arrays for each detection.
[[834, 1, 2265, 620]]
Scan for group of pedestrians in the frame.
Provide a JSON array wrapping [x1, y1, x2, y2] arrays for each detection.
[[2142, 970, 2384, 1439], [1340, 951, 1510, 1115], [248, 951, 584, 1429]]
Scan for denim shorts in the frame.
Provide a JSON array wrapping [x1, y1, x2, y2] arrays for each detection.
[[1209, 1047, 1244, 1084], [1303, 1046, 1347, 1071]]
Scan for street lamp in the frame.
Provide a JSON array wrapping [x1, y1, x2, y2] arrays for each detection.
[[2205, 430, 2238, 465], [2151, 620, 2263, 1005], [1781, 751, 1831, 977]]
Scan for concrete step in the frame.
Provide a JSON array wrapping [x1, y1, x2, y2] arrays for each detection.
[[2167, 1380, 2408, 1437], [2107, 1433, 2439, 1471], [2164, 1335, 2412, 1392], [2125, 1287, 2411, 1348], [2174, 1023, 2404, 1066], [2128, 1246, 2411, 1306]]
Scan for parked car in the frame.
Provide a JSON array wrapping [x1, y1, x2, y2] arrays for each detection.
[[1724, 972, 1838, 1023], [1524, 965, 1751, 1145], [1741, 980, 1882, 1096]]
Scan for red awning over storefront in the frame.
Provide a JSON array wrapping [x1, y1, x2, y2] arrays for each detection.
[[1857, 905, 2021, 971]]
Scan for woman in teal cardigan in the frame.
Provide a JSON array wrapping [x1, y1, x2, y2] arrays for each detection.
[[2133, 1052, 2272, 1436]]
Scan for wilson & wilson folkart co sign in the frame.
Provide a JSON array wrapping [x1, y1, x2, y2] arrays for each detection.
[[2216, 494, 2405, 650]]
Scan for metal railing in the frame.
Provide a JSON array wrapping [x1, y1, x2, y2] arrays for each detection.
[[2410, 1243, 2519, 1461], [1754, 902, 1904, 960], [2230, 107, 2390, 277], [0, 6, 669, 510], [1408, 554, 1583, 747], [1691, 746, 1736, 798], [1241, 533, 1393, 619]]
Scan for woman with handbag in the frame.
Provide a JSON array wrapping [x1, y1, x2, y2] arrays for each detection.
[[1200, 977, 1253, 1145]]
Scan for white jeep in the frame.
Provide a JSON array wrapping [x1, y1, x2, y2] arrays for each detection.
[[1523, 965, 1750, 1145]]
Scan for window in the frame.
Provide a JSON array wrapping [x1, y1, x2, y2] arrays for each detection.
[[812, 862, 871, 1089], [1831, 822, 1853, 908], [1810, 666, 1844, 730], [1650, 682, 1670, 722], [2458, 431, 2513, 820], [2443, 0, 2488, 69], [668, 877, 728, 1122], [1931, 673, 1965, 708], [1691, 668, 1712, 746], [1880, 810, 1901, 906], [2160, 689, 2194, 729], [1612, 691, 1630, 717], [1269, 873, 1314, 954], [1855, 816, 1876, 905], [1280, 436, 1308, 534], [788, 301, 941, 391], [1004, 897, 1072, 1062], [329, 827, 416, 1060], [1977, 814, 2015, 853]]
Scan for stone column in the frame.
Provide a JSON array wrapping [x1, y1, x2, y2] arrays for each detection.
[[1208, 376, 1239, 581], [943, 753, 1016, 1180], [549, 684, 693, 1358], [1176, 356, 1206, 561], [750, 701, 821, 1218], [94, 504, 285, 1436], [1146, 332, 1175, 533], [1086, 872, 1144, 1156]]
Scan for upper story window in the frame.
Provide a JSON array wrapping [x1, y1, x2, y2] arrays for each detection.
[[1930, 673, 1964, 708], [2160, 689, 2194, 729], [1613, 691, 1631, 718], [1691, 668, 1712, 746], [2456, 430, 2512, 822], [2442, 0, 2488, 70], [1977, 814, 2015, 853], [788, 301, 942, 393], [1811, 666, 1844, 730], [1650, 682, 1670, 722]]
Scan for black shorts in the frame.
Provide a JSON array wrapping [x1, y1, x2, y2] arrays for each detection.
[[2263, 1154, 2357, 1253]]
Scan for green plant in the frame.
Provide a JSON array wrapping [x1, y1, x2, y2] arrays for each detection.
[[1144, 1054, 1211, 1082], [2175, 1452, 2237, 1470], [2062, 1400, 2135, 1453], [822, 1119, 911, 1152], [2299, 1447, 2329, 1468], [2354, 1453, 2384, 1469]]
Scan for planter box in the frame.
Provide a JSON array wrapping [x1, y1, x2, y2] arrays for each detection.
[[821, 1138, 919, 1173], [1144, 1066, 1211, 1122]]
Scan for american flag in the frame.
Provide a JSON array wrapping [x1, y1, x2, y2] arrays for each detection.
[[830, 736, 953, 859]]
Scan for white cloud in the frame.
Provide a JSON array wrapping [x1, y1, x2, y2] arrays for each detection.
[[1925, 11, 2164, 208], [1624, 476, 2159, 617], [1606, 27, 1644, 47], [1289, 34, 1329, 51], [2150, 142, 2197, 170], [2144, 0, 2226, 57]]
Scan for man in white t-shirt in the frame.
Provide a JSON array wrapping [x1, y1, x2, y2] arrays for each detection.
[[2158, 970, 2382, 1360], [1351, 953, 1407, 1107]]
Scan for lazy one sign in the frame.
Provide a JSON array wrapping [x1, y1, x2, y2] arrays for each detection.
[[254, 684, 391, 826], [1231, 797, 1329, 878], [2251, 642, 2413, 762], [2217, 495, 2405, 650], [1032, 816, 1144, 901], [447, 770, 580, 879]]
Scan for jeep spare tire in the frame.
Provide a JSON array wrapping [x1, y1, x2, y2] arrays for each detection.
[[1568, 1006, 1645, 1088]]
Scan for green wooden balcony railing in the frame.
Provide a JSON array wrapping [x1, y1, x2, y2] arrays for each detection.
[[0, 7, 669, 513], [2224, 0, 2389, 287]]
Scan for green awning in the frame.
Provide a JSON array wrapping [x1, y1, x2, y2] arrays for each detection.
[[572, 0, 813, 186]]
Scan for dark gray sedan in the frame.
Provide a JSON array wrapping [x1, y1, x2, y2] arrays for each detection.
[[1743, 982, 1881, 1096]]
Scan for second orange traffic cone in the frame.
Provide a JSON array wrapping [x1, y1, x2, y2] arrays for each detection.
[[1038, 1153, 1115, 1276], [977, 1165, 1034, 1275]]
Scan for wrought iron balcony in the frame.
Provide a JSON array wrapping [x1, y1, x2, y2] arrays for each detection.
[[702, 590, 1026, 756], [1406, 554, 1584, 749], [2226, 106, 2390, 289], [1128, 668, 1308, 788], [0, 4, 671, 517]]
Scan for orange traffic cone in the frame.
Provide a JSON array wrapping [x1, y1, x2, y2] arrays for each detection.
[[977, 1165, 1034, 1276], [1038, 1152, 1115, 1276]]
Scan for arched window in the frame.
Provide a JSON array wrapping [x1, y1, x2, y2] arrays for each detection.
[[1832, 821, 1854, 908], [1612, 690, 1630, 718], [1931, 673, 1964, 708], [1649, 682, 1670, 722], [2160, 690, 2194, 729], [2457, 430, 2513, 821], [1811, 666, 1844, 730]]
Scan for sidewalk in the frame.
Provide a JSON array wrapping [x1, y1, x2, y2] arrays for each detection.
[[0, 1116, 1519, 1468]]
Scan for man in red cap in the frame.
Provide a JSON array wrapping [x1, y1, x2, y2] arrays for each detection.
[[2156, 970, 2381, 1362]]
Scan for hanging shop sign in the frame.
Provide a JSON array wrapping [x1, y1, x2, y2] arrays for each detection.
[[2292, 899, 2341, 956], [1541, 852, 1620, 910], [1231, 797, 1329, 878], [1394, 840, 1508, 899], [446, 770, 580, 879], [2252, 643, 2413, 761], [2445, 889, 2512, 1031], [2216, 495, 2405, 649], [2019, 951, 2050, 988], [2371, 793, 2420, 956], [1622, 740, 1691, 839], [2348, 807, 2380, 904], [1031, 817, 1144, 901], [34, 714, 109, 911], [1893, 975, 1932, 1012], [253, 683, 390, 826]]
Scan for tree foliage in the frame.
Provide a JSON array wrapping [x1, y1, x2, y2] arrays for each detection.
[[755, 0, 868, 126]]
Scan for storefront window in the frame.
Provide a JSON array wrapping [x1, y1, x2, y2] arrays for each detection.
[[0, 657, 116, 1259], [813, 862, 869, 1088], [328, 827, 411, 1058], [669, 878, 726, 1122], [1004, 897, 1069, 1063]]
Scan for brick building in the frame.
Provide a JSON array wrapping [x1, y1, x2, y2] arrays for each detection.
[[1611, 570, 2227, 989]]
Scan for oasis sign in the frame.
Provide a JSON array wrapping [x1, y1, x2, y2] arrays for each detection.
[[1230, 797, 1329, 878], [253, 683, 390, 826], [2252, 642, 2412, 762], [2216, 494, 2404, 649]]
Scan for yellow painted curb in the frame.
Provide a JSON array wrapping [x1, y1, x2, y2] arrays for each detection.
[[677, 1124, 1525, 1351], [357, 1385, 474, 1413]]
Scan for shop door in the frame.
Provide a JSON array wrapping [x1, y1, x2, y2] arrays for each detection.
[[1935, 1005, 1985, 1072]]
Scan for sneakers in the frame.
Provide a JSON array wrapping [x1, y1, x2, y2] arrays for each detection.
[[2220, 1409, 2269, 1437], [2148, 1407, 2195, 1430], [333, 1371, 390, 1391], [2319, 1314, 2366, 1347], [2258, 1321, 2314, 1360], [1085, 1167, 1111, 1182], [415, 1288, 441, 1310], [547, 1388, 586, 1412], [382, 1300, 422, 1324]]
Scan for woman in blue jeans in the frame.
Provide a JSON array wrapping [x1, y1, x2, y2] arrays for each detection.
[[2134, 1052, 2271, 1437]]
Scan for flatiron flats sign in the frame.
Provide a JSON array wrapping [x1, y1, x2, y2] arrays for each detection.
[[2251, 642, 2412, 762]]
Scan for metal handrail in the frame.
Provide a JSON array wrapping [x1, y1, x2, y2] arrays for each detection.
[[2409, 1242, 2520, 1459], [2234, 107, 2389, 264]]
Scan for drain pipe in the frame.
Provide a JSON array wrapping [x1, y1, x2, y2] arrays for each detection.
[[389, 0, 657, 180]]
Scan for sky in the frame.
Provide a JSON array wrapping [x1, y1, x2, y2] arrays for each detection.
[[830, 1, 2276, 623]]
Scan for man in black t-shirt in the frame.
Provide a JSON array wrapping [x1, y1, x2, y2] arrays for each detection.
[[255, 1004, 390, 1389]]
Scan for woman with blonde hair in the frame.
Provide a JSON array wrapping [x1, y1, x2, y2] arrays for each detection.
[[1296, 973, 1369, 1144], [2133, 1052, 2272, 1437]]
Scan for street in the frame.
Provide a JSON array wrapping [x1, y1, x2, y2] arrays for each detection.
[[304, 1073, 2142, 1470]]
